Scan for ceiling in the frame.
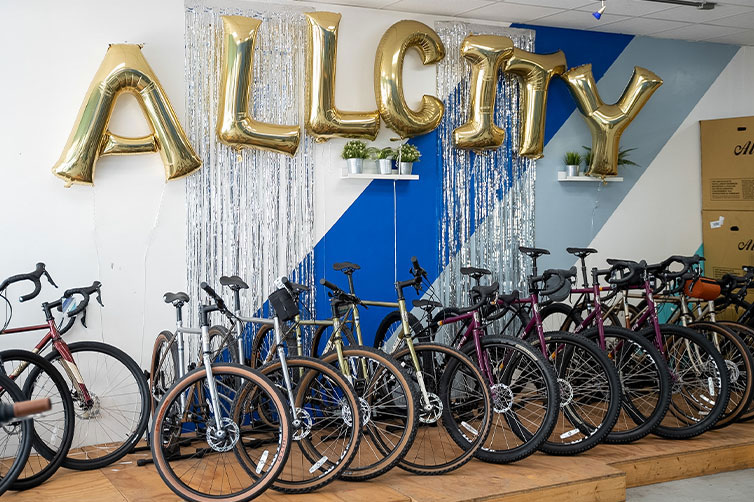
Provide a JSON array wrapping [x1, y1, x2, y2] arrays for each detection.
[[302, 0, 754, 46]]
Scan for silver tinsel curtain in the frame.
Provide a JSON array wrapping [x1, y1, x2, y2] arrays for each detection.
[[184, 0, 314, 328], [435, 22, 537, 307]]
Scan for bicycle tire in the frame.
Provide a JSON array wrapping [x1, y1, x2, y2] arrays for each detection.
[[310, 324, 357, 359], [688, 321, 753, 428], [1, 349, 75, 490], [647, 324, 731, 439], [373, 310, 423, 351], [149, 331, 178, 416], [251, 324, 315, 367], [236, 356, 361, 493], [319, 345, 418, 480], [538, 302, 583, 333], [578, 326, 671, 443], [718, 321, 754, 421], [151, 363, 291, 502], [208, 325, 240, 364], [525, 331, 622, 455], [44, 341, 150, 470], [391, 342, 492, 474], [0, 374, 33, 497], [457, 336, 559, 463]]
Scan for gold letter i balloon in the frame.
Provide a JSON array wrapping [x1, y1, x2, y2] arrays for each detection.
[[305, 12, 380, 141], [563, 64, 662, 177], [52, 44, 201, 187], [453, 35, 514, 151], [217, 16, 300, 156], [374, 20, 445, 139]]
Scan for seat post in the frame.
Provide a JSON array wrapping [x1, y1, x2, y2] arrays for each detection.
[[346, 271, 356, 295], [579, 256, 590, 288]]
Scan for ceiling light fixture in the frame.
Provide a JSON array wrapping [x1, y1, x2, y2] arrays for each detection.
[[593, 1, 606, 20], [643, 0, 715, 10]]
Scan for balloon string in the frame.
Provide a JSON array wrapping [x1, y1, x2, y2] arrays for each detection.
[[394, 180, 398, 283], [92, 188, 105, 345]]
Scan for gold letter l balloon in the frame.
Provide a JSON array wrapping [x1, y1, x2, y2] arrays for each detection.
[[217, 16, 300, 156], [374, 20, 445, 139], [52, 44, 201, 187], [563, 64, 662, 177], [305, 12, 380, 141]]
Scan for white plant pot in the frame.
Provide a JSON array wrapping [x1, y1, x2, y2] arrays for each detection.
[[399, 162, 413, 175], [378, 159, 393, 175], [363, 159, 379, 174], [566, 164, 580, 177], [346, 158, 363, 174]]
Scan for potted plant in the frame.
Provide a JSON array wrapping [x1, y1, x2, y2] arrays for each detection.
[[342, 140, 369, 174], [364, 146, 380, 174], [564, 151, 582, 177], [396, 143, 420, 175], [376, 147, 395, 175]]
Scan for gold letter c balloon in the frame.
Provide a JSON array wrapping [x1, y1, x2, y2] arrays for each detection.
[[52, 44, 201, 187], [374, 20, 445, 139], [563, 64, 662, 177]]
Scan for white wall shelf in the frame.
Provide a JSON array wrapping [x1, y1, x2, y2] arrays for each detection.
[[557, 172, 623, 182], [341, 172, 419, 181]]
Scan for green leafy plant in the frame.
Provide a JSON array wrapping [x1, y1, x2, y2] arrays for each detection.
[[366, 147, 380, 160], [342, 140, 369, 159], [582, 146, 638, 167], [563, 151, 582, 165], [396, 143, 421, 163], [377, 147, 395, 160]]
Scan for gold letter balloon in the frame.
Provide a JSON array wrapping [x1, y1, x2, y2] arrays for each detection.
[[564, 64, 662, 177], [305, 12, 380, 141], [217, 16, 300, 156], [504, 49, 566, 159], [374, 20, 445, 139], [52, 44, 201, 187], [453, 35, 514, 151]]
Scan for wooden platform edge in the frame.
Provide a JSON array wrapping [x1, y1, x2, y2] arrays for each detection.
[[475, 471, 626, 502]]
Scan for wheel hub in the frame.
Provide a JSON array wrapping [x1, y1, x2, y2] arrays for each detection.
[[558, 378, 573, 408], [206, 417, 240, 452], [76, 393, 101, 419], [490, 383, 514, 414], [292, 407, 313, 440], [419, 392, 443, 424]]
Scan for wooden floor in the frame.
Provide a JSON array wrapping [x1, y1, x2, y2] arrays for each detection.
[[6, 422, 754, 502]]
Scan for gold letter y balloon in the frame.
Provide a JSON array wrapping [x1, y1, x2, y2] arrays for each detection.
[[374, 20, 445, 139], [305, 12, 380, 141], [217, 16, 300, 156], [563, 64, 662, 176], [52, 44, 201, 187]]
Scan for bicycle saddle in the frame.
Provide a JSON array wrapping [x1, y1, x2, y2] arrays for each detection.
[[219, 275, 249, 291], [566, 247, 598, 258], [413, 299, 442, 309], [333, 262, 360, 273], [163, 292, 190, 305], [519, 246, 550, 258], [460, 266, 491, 280]]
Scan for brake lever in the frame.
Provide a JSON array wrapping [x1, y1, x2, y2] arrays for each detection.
[[95, 287, 104, 307], [43, 270, 58, 288], [80, 309, 87, 328]]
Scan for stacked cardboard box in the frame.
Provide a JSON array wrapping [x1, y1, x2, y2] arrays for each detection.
[[700, 116, 754, 281]]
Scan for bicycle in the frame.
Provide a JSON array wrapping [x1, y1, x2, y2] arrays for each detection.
[[213, 276, 419, 481], [0, 263, 150, 470], [150, 282, 292, 502]]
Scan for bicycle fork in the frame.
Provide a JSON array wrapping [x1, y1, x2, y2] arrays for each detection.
[[398, 299, 432, 411], [273, 316, 301, 428]]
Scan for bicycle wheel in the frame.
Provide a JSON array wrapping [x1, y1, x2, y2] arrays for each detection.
[[207, 325, 239, 364], [539, 302, 583, 333], [310, 324, 357, 359], [391, 342, 492, 474], [579, 326, 671, 443], [526, 331, 622, 455], [319, 345, 418, 480], [235, 356, 360, 493], [373, 310, 423, 351], [152, 363, 291, 502], [1, 350, 74, 490], [251, 324, 316, 367], [0, 374, 32, 497], [44, 341, 150, 470], [150, 331, 178, 415], [688, 321, 753, 428], [718, 321, 754, 421], [458, 336, 559, 463], [648, 324, 731, 439]]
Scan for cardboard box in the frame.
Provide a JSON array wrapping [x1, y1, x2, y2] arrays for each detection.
[[701, 209, 754, 280], [700, 116, 754, 211]]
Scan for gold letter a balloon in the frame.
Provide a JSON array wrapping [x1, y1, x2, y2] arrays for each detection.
[[52, 44, 201, 187], [563, 64, 662, 177]]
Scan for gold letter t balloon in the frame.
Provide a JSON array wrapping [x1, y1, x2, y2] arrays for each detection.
[[52, 44, 201, 187], [563, 64, 662, 177]]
